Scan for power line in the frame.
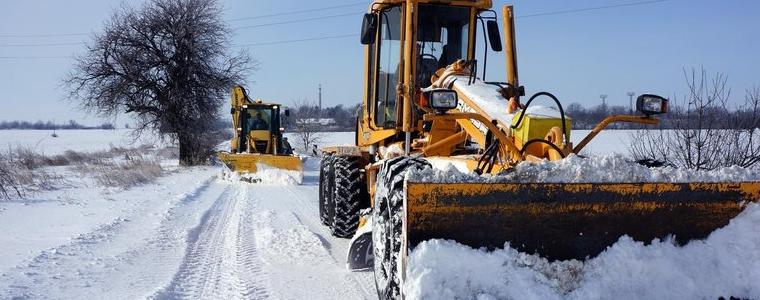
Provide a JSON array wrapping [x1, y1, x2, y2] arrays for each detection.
[[518, 0, 670, 18], [227, 1, 366, 22], [0, 1, 672, 50], [0, 56, 70, 60], [234, 34, 354, 47], [0, 2, 365, 38], [0, 32, 89, 38], [0, 41, 84, 47], [234, 12, 359, 30]]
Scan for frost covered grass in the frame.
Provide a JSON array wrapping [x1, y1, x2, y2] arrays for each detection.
[[414, 154, 760, 183], [0, 144, 178, 198], [0, 150, 61, 200], [405, 204, 760, 299]]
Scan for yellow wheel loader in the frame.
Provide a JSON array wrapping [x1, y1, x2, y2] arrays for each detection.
[[217, 85, 302, 179], [316, 1, 760, 299]]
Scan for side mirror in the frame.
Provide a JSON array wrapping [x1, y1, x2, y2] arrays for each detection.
[[284, 109, 290, 117], [486, 20, 502, 52], [360, 13, 378, 45], [636, 94, 669, 116]]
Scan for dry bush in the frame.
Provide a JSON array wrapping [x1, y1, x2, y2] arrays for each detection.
[[0, 144, 174, 199], [0, 152, 61, 200], [86, 157, 164, 188], [0, 155, 23, 199], [631, 68, 760, 170]]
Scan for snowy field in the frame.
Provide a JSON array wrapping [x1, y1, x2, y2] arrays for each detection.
[[0, 129, 357, 156], [1, 129, 758, 299], [0, 129, 631, 156]]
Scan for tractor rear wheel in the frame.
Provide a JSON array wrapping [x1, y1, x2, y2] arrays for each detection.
[[319, 154, 335, 226], [373, 156, 430, 300], [330, 156, 368, 238]]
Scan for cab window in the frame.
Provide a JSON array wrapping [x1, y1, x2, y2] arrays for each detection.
[[416, 5, 471, 87], [374, 6, 402, 128]]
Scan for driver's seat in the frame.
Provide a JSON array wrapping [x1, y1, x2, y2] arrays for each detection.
[[417, 56, 439, 87]]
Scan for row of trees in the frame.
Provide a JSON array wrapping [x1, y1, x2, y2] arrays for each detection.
[[566, 99, 760, 130], [286, 102, 360, 131], [0, 120, 114, 130]]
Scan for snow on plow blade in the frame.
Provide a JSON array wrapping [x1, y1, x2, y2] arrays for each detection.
[[405, 181, 760, 261], [217, 152, 303, 173]]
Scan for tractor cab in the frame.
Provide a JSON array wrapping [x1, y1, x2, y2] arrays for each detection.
[[236, 104, 283, 154]]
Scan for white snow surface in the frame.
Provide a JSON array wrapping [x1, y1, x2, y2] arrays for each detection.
[[224, 163, 304, 185], [3, 129, 759, 299], [0, 131, 375, 299], [416, 153, 760, 183], [449, 75, 565, 124], [0, 129, 165, 155], [405, 203, 760, 300]]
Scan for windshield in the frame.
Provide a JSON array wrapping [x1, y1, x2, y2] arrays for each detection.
[[242, 107, 274, 132], [416, 5, 471, 87]]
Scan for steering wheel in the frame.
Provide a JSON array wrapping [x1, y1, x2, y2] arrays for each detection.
[[418, 54, 438, 61], [417, 54, 439, 87]]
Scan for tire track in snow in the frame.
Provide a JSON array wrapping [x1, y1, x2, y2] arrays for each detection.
[[0, 173, 222, 300], [247, 181, 374, 300], [154, 184, 268, 300]]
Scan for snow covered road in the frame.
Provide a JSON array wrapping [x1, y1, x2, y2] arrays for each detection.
[[0, 163, 375, 299]]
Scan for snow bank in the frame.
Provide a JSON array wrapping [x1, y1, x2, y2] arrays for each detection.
[[222, 163, 303, 185], [404, 203, 760, 299], [413, 154, 760, 183]]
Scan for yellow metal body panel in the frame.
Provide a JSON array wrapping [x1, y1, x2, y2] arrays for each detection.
[[511, 114, 572, 146], [404, 181, 760, 260], [217, 152, 302, 173]]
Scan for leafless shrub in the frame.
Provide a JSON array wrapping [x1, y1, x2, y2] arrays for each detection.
[[631, 68, 760, 170], [0, 151, 61, 200], [87, 157, 164, 188], [0, 155, 23, 200]]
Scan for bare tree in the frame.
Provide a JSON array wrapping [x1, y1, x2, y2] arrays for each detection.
[[631, 67, 760, 170], [291, 99, 325, 153], [64, 0, 252, 165]]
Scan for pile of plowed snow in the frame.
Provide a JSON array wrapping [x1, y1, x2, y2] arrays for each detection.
[[404, 203, 760, 299], [222, 163, 303, 185], [404, 154, 760, 299], [414, 154, 760, 183]]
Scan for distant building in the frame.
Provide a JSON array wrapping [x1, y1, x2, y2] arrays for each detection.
[[296, 118, 337, 126]]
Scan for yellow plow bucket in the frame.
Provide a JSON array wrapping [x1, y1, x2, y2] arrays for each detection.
[[217, 152, 303, 173], [405, 181, 760, 260]]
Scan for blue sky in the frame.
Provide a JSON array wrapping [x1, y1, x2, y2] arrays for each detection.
[[1, 0, 758, 125]]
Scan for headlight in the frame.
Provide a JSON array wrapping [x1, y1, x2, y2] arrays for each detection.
[[636, 94, 668, 116], [424, 89, 459, 112]]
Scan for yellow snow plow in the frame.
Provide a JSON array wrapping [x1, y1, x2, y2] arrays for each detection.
[[217, 85, 302, 176], [312, 1, 760, 299]]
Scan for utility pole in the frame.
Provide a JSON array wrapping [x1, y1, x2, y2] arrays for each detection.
[[318, 84, 322, 117], [600, 94, 608, 106], [627, 92, 635, 114]]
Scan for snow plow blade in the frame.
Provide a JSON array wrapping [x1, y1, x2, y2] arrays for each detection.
[[405, 181, 760, 261], [217, 152, 302, 173]]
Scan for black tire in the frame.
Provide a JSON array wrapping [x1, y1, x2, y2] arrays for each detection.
[[373, 156, 430, 300], [330, 156, 368, 238], [319, 155, 335, 226]]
